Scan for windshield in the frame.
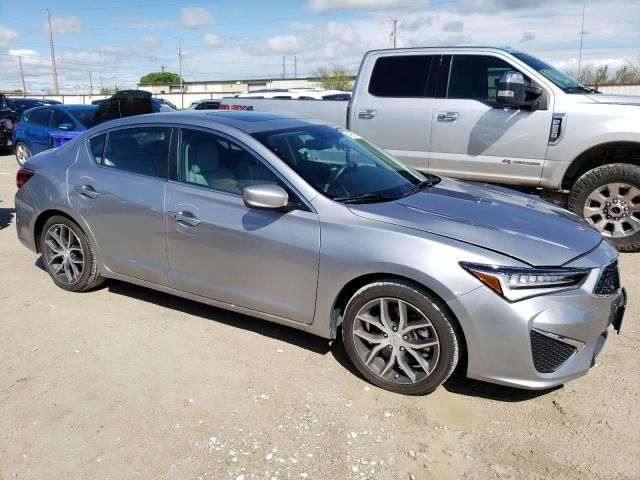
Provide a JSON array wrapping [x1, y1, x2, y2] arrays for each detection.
[[70, 108, 97, 128], [512, 52, 596, 94], [252, 125, 435, 202]]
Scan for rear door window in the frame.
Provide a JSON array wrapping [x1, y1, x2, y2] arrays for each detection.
[[368, 55, 434, 97], [102, 127, 171, 178], [88, 133, 106, 164], [30, 108, 52, 127]]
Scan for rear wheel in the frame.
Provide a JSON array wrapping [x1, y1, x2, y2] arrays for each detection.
[[568, 163, 640, 252], [15, 142, 31, 166], [342, 280, 460, 395], [40, 215, 104, 292]]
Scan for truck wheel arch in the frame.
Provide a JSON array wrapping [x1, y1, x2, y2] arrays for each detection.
[[562, 141, 640, 190]]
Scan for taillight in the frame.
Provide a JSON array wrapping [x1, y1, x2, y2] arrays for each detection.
[[16, 169, 33, 189], [12, 120, 18, 130]]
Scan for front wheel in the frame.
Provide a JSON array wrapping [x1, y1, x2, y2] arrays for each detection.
[[342, 280, 460, 395], [15, 142, 31, 166], [568, 163, 640, 252]]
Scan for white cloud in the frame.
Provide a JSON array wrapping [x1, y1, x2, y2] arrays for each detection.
[[43, 16, 82, 34], [306, 0, 427, 12], [8, 49, 38, 58], [143, 35, 162, 48], [264, 34, 300, 54], [0, 25, 18, 46], [62, 51, 104, 63], [202, 33, 223, 47], [180, 7, 213, 27], [520, 32, 535, 42], [442, 21, 463, 32]]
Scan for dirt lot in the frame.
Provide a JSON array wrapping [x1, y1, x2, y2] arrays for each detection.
[[0, 151, 638, 480]]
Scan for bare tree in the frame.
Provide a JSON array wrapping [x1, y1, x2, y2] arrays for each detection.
[[313, 65, 354, 91]]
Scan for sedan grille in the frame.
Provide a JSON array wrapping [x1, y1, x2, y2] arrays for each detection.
[[594, 260, 620, 296], [530, 330, 577, 373]]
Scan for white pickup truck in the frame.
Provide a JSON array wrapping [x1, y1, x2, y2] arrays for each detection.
[[220, 47, 640, 252]]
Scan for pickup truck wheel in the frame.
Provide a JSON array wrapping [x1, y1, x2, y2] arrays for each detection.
[[568, 163, 640, 252], [15, 142, 31, 166]]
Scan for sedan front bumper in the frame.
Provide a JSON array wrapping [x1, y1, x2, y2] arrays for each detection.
[[448, 241, 624, 390]]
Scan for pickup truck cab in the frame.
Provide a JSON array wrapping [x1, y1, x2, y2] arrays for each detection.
[[221, 47, 640, 251]]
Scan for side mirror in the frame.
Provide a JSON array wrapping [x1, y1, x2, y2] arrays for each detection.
[[496, 71, 526, 108], [243, 184, 290, 210], [58, 122, 74, 131]]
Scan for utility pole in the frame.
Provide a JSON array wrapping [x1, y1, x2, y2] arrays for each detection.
[[99, 71, 103, 92], [282, 56, 286, 78], [46, 9, 60, 95], [176, 39, 184, 108], [161, 65, 166, 73], [89, 71, 93, 97], [391, 19, 398, 48], [294, 55, 297, 79], [18, 56, 26, 96], [577, 3, 586, 81]]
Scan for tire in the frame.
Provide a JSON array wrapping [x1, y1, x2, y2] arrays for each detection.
[[568, 163, 640, 252], [15, 142, 31, 166], [40, 215, 104, 292], [342, 280, 460, 395]]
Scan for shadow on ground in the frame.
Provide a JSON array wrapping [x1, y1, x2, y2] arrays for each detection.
[[107, 280, 333, 356], [31, 269, 562, 402], [0, 204, 15, 230]]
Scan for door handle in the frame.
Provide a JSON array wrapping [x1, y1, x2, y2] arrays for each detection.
[[168, 211, 201, 227], [437, 112, 459, 122], [74, 184, 99, 199], [358, 109, 377, 119]]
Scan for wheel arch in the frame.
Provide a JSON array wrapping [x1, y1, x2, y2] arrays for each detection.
[[330, 272, 469, 374], [562, 141, 640, 190]]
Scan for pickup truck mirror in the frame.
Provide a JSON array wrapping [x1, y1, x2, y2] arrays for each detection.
[[496, 71, 526, 108]]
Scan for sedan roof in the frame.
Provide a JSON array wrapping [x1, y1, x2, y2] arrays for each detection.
[[92, 110, 323, 134]]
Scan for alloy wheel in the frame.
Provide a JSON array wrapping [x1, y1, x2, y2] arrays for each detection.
[[43, 224, 85, 285], [583, 182, 640, 238], [15, 143, 29, 166], [352, 297, 440, 385]]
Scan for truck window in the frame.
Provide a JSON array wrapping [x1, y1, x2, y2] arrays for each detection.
[[368, 55, 433, 97], [447, 55, 527, 103]]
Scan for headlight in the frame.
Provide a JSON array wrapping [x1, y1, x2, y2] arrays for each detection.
[[460, 262, 591, 301]]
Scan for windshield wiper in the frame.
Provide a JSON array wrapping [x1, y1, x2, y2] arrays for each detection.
[[402, 176, 441, 197], [565, 85, 598, 94], [332, 193, 400, 204]]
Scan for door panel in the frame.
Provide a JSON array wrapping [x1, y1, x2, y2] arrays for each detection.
[[166, 128, 320, 323], [68, 127, 171, 285], [350, 54, 438, 170], [428, 54, 553, 186], [29, 108, 52, 154], [166, 183, 320, 323]]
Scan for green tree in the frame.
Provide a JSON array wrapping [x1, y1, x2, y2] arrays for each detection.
[[100, 85, 121, 95], [313, 65, 354, 91], [139, 72, 182, 85]]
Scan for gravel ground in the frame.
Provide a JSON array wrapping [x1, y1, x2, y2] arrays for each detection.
[[0, 151, 638, 480]]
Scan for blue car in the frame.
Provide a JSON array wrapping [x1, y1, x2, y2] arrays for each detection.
[[13, 104, 97, 166]]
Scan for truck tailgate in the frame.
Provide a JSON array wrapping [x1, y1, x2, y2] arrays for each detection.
[[219, 98, 348, 128]]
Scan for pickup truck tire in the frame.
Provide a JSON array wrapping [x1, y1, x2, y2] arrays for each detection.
[[568, 163, 640, 252], [342, 280, 459, 395]]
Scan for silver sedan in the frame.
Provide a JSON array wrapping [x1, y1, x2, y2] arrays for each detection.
[[14, 111, 626, 395]]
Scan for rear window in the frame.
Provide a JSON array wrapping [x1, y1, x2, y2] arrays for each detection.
[[368, 55, 433, 97], [70, 108, 96, 128]]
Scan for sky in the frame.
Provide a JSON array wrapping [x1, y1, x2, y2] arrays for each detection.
[[0, 0, 638, 94]]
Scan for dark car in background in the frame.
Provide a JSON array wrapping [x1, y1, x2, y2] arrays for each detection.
[[8, 97, 62, 116], [91, 90, 176, 125], [0, 94, 19, 152], [187, 99, 221, 110], [13, 104, 97, 165]]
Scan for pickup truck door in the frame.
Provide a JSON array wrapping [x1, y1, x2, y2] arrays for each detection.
[[349, 53, 440, 170], [428, 53, 553, 186]]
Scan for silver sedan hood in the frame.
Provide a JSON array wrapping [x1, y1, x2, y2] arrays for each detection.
[[347, 178, 603, 267]]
